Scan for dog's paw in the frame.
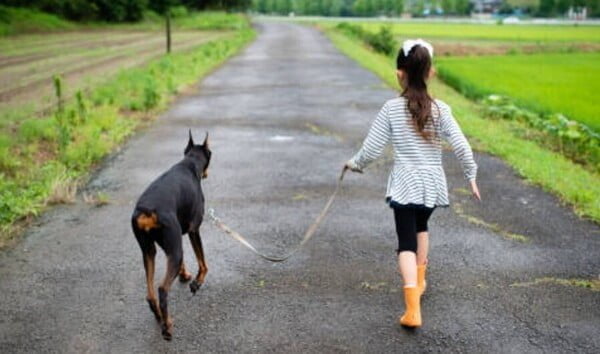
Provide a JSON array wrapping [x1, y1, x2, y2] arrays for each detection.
[[179, 271, 192, 283], [190, 280, 202, 294], [147, 299, 162, 322], [161, 325, 173, 341]]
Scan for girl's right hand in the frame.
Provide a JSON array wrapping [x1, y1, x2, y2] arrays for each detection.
[[470, 179, 481, 201], [344, 160, 363, 173]]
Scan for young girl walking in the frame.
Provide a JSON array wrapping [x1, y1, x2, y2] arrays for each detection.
[[344, 39, 481, 328]]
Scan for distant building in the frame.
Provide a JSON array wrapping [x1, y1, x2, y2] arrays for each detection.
[[471, 0, 504, 14], [567, 6, 588, 20]]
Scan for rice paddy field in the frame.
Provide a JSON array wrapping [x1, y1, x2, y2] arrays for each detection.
[[360, 22, 600, 42], [436, 52, 600, 131], [332, 21, 600, 131]]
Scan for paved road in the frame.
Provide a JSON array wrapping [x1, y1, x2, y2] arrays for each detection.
[[1, 22, 598, 353]]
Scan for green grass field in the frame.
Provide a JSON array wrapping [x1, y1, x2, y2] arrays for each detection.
[[436, 53, 600, 131], [324, 28, 600, 222], [359, 22, 600, 42]]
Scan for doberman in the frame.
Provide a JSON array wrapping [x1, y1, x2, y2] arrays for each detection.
[[131, 130, 211, 340]]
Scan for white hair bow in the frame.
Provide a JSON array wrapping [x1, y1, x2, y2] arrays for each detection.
[[402, 39, 434, 58]]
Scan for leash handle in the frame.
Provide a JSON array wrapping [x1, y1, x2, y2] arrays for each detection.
[[207, 168, 347, 262]]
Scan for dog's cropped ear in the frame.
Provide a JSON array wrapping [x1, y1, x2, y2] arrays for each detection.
[[203, 131, 209, 148], [185, 129, 194, 155]]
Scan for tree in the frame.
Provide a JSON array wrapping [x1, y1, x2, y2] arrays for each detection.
[[330, 0, 344, 15], [392, 0, 404, 15], [454, 0, 470, 15], [538, 0, 556, 16], [441, 0, 455, 14], [275, 0, 292, 14], [253, 0, 268, 12]]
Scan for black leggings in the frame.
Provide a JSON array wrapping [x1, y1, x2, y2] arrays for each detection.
[[393, 206, 435, 254]]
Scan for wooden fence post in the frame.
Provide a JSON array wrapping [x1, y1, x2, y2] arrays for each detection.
[[166, 12, 171, 54]]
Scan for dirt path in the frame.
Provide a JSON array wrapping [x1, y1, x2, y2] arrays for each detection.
[[0, 22, 598, 353]]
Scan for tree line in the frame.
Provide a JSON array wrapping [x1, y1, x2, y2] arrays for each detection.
[[251, 0, 477, 16], [536, 0, 599, 17], [252, 0, 405, 16], [251, 0, 599, 17], [0, 0, 252, 22]]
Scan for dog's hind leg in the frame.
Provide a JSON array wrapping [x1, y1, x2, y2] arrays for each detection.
[[178, 262, 192, 283], [143, 245, 161, 321], [188, 230, 208, 294], [157, 218, 183, 341], [132, 227, 162, 322]]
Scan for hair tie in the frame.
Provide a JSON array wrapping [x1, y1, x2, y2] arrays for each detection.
[[402, 39, 434, 58]]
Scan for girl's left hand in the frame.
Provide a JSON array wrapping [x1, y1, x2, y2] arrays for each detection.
[[470, 179, 481, 201]]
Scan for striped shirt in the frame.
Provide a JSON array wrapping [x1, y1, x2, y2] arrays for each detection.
[[348, 97, 477, 208]]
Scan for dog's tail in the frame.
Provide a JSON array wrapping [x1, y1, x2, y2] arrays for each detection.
[[133, 206, 160, 232]]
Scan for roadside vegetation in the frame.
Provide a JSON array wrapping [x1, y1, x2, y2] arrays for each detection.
[[0, 5, 74, 35], [0, 11, 255, 244], [323, 24, 600, 222]]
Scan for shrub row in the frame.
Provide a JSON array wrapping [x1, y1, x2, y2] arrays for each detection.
[[335, 22, 396, 56]]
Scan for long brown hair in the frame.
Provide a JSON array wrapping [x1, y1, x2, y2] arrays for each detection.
[[396, 45, 435, 140]]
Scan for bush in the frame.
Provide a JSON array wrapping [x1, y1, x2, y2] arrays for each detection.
[[365, 26, 396, 56], [169, 5, 188, 17], [335, 22, 397, 56]]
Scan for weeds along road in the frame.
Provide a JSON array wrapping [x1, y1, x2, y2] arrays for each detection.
[[0, 22, 599, 353]]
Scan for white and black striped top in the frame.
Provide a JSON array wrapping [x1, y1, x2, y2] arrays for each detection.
[[348, 97, 477, 208]]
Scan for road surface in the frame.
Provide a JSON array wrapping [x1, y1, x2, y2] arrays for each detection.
[[0, 22, 598, 353]]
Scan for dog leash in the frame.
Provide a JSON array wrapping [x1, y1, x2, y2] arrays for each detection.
[[207, 167, 347, 262]]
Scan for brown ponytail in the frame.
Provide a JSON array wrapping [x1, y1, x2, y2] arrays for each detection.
[[396, 45, 435, 140]]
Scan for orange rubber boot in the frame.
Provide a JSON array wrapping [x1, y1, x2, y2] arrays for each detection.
[[417, 264, 427, 296], [399, 287, 422, 327]]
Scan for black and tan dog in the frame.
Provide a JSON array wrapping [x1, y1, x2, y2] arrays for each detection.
[[131, 130, 211, 340]]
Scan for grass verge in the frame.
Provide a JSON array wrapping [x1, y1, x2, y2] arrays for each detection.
[[323, 28, 600, 223], [510, 277, 600, 292], [0, 25, 256, 246]]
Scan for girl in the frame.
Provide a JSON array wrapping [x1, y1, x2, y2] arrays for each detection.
[[344, 39, 481, 328]]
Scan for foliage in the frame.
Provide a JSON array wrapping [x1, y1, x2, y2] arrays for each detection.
[[251, 0, 403, 16], [174, 11, 250, 30], [1, 0, 252, 23], [0, 5, 74, 35], [336, 22, 397, 55], [249, 0, 600, 17], [481, 95, 599, 171], [0, 23, 256, 234], [537, 0, 600, 17], [325, 26, 600, 222]]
